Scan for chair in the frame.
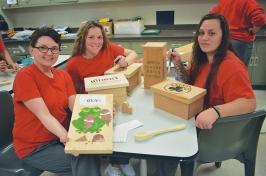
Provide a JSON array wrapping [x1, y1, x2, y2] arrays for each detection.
[[0, 90, 43, 176], [192, 109, 266, 176]]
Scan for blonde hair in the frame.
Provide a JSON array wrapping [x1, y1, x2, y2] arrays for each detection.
[[71, 21, 108, 57]]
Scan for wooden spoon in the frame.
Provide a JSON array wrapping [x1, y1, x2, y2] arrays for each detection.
[[134, 124, 186, 142]]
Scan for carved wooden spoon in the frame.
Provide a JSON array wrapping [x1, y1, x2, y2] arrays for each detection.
[[134, 124, 186, 142]]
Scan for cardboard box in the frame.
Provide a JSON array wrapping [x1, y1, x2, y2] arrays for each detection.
[[151, 80, 206, 119], [99, 21, 113, 36], [143, 42, 167, 89], [104, 63, 143, 94], [84, 74, 129, 107], [65, 94, 113, 155]]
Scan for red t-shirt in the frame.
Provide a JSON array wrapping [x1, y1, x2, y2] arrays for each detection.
[[194, 51, 255, 108], [13, 64, 76, 159], [210, 0, 266, 42], [65, 42, 124, 93]]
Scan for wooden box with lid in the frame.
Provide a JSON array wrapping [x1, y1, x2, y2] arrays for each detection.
[[151, 80, 206, 119], [105, 63, 142, 94], [84, 74, 129, 107]]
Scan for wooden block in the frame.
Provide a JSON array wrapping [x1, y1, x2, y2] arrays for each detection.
[[151, 80, 206, 119], [143, 42, 167, 89], [122, 101, 133, 114], [175, 43, 193, 62], [105, 63, 143, 94], [65, 94, 113, 154], [84, 74, 129, 107]]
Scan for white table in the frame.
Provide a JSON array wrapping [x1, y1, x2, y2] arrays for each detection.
[[113, 85, 198, 176]]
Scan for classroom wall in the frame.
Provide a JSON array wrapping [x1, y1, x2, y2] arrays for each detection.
[[1, 0, 266, 28]]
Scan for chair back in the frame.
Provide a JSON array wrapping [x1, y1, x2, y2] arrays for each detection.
[[0, 90, 14, 150], [197, 109, 266, 163]]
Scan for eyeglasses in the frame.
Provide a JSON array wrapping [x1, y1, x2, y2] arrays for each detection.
[[33, 46, 60, 54]]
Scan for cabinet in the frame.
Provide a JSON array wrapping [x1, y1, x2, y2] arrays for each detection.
[[1, 0, 77, 9], [248, 39, 266, 87]]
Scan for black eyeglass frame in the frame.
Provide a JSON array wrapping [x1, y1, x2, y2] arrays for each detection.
[[33, 46, 61, 54]]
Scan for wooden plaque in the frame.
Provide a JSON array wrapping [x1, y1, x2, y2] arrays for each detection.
[[143, 42, 167, 89], [65, 94, 113, 155]]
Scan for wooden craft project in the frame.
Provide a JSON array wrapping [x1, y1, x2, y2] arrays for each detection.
[[122, 101, 133, 114], [84, 74, 129, 108], [175, 43, 193, 62], [135, 124, 186, 142], [0, 79, 12, 87], [105, 63, 143, 94], [143, 42, 167, 89], [65, 94, 113, 155], [151, 79, 206, 119]]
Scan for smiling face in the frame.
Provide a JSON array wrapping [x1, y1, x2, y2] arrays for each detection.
[[84, 27, 104, 58], [197, 19, 222, 60], [30, 36, 60, 69]]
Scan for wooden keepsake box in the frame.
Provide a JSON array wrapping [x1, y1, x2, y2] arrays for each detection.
[[151, 79, 206, 119], [65, 94, 113, 155], [84, 74, 129, 107], [105, 63, 142, 94]]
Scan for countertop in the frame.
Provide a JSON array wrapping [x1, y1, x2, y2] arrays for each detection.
[[4, 25, 266, 43]]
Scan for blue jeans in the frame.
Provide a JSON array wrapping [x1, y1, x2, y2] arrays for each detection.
[[23, 140, 100, 176], [231, 39, 253, 66]]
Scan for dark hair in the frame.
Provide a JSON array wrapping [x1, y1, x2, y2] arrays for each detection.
[[189, 13, 234, 107], [30, 27, 61, 48], [72, 21, 108, 57]]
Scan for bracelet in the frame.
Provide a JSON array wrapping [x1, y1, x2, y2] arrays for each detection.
[[212, 106, 221, 119]]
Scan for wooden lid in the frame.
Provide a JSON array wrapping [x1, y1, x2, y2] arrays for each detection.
[[151, 79, 206, 104], [85, 73, 129, 92], [143, 42, 167, 48], [104, 63, 143, 78]]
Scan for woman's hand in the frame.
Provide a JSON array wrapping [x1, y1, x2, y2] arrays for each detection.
[[10, 63, 20, 71], [0, 60, 8, 72], [115, 55, 128, 68], [195, 108, 219, 129], [167, 49, 182, 65]]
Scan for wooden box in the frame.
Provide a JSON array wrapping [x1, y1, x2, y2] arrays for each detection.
[[104, 63, 143, 94], [143, 42, 167, 89], [65, 94, 113, 155], [151, 80, 206, 119], [175, 43, 193, 62], [84, 74, 129, 107]]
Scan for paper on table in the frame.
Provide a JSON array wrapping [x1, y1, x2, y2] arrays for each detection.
[[114, 120, 143, 142]]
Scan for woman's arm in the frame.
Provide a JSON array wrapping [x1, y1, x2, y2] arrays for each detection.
[[196, 97, 256, 129], [116, 48, 138, 68], [169, 49, 190, 83], [68, 94, 76, 111], [3, 49, 19, 70], [24, 98, 68, 143]]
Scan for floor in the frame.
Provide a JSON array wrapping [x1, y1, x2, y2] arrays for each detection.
[[41, 90, 266, 176]]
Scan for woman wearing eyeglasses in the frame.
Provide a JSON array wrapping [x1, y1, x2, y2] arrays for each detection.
[[12, 27, 100, 176], [65, 21, 137, 176]]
